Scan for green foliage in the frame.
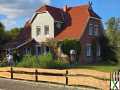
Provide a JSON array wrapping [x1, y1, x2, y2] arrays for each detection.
[[16, 53, 68, 69], [99, 35, 117, 64], [16, 54, 38, 68], [60, 39, 81, 55], [106, 17, 120, 30], [0, 22, 22, 48], [0, 22, 5, 48], [49, 59, 68, 69], [101, 17, 120, 64], [0, 58, 8, 67], [5, 27, 22, 41], [38, 53, 53, 68]]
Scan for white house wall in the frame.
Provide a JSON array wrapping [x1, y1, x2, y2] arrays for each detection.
[[31, 12, 54, 42]]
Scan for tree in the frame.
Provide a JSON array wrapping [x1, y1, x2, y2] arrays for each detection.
[[0, 22, 4, 30], [6, 27, 22, 41], [0, 22, 5, 48], [103, 17, 120, 64], [106, 17, 120, 30]]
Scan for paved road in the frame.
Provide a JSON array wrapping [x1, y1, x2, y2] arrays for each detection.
[[0, 78, 98, 90]]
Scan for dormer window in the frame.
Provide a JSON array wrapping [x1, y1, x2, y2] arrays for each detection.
[[44, 25, 49, 35], [36, 26, 41, 36], [56, 22, 61, 29]]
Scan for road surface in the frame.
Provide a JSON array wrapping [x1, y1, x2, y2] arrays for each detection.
[[0, 78, 98, 90]]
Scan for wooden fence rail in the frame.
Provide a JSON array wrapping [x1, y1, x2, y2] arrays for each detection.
[[10, 67, 67, 85], [0, 67, 110, 90]]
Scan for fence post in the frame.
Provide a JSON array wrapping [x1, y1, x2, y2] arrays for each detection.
[[66, 69, 68, 85], [35, 69, 38, 82], [11, 67, 13, 79]]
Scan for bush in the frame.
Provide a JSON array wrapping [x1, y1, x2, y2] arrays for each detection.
[[0, 58, 8, 67], [16, 54, 39, 68], [16, 52, 68, 69], [48, 59, 69, 69], [38, 53, 53, 68]]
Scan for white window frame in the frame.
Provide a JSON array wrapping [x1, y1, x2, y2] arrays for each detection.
[[36, 26, 41, 36], [86, 44, 92, 57], [88, 23, 94, 36], [94, 24, 99, 36], [44, 25, 49, 35]]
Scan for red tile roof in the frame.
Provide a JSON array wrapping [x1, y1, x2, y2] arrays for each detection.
[[55, 5, 100, 40], [36, 4, 101, 40], [36, 5, 64, 21], [19, 4, 101, 46]]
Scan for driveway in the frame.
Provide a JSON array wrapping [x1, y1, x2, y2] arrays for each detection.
[[0, 78, 97, 90]]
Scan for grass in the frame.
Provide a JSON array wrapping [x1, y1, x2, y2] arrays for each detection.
[[77, 65, 119, 72], [69, 62, 119, 72]]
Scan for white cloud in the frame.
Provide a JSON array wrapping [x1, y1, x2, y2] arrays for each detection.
[[0, 0, 51, 30]]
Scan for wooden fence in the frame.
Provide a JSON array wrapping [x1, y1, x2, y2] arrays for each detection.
[[0, 67, 110, 90]]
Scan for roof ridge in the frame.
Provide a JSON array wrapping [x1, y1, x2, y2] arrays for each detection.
[[36, 4, 63, 12]]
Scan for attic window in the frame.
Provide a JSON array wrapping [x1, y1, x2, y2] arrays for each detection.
[[94, 24, 99, 36], [36, 26, 41, 36], [88, 23, 94, 35]]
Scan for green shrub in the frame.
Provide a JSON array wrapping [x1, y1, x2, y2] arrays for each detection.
[[0, 58, 8, 67], [49, 60, 68, 69], [16, 54, 39, 68], [16, 52, 69, 69], [38, 53, 53, 68]]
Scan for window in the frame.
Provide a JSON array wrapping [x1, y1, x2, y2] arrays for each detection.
[[56, 22, 61, 29], [86, 44, 92, 56], [25, 48, 31, 54], [88, 23, 94, 35], [94, 24, 99, 36], [36, 26, 41, 36], [44, 25, 49, 35], [36, 46, 41, 55], [97, 46, 101, 56]]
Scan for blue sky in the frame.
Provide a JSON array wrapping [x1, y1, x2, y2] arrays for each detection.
[[0, 0, 120, 30]]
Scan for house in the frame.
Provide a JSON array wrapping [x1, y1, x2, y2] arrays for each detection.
[[16, 4, 104, 63]]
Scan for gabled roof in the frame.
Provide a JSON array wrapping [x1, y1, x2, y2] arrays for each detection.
[[36, 5, 64, 21], [55, 5, 101, 40], [18, 4, 101, 47]]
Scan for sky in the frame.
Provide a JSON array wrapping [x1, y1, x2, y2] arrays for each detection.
[[0, 0, 120, 30]]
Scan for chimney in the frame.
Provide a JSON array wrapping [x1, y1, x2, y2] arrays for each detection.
[[63, 5, 68, 12]]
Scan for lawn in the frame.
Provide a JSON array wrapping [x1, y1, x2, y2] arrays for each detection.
[[72, 64, 119, 72]]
